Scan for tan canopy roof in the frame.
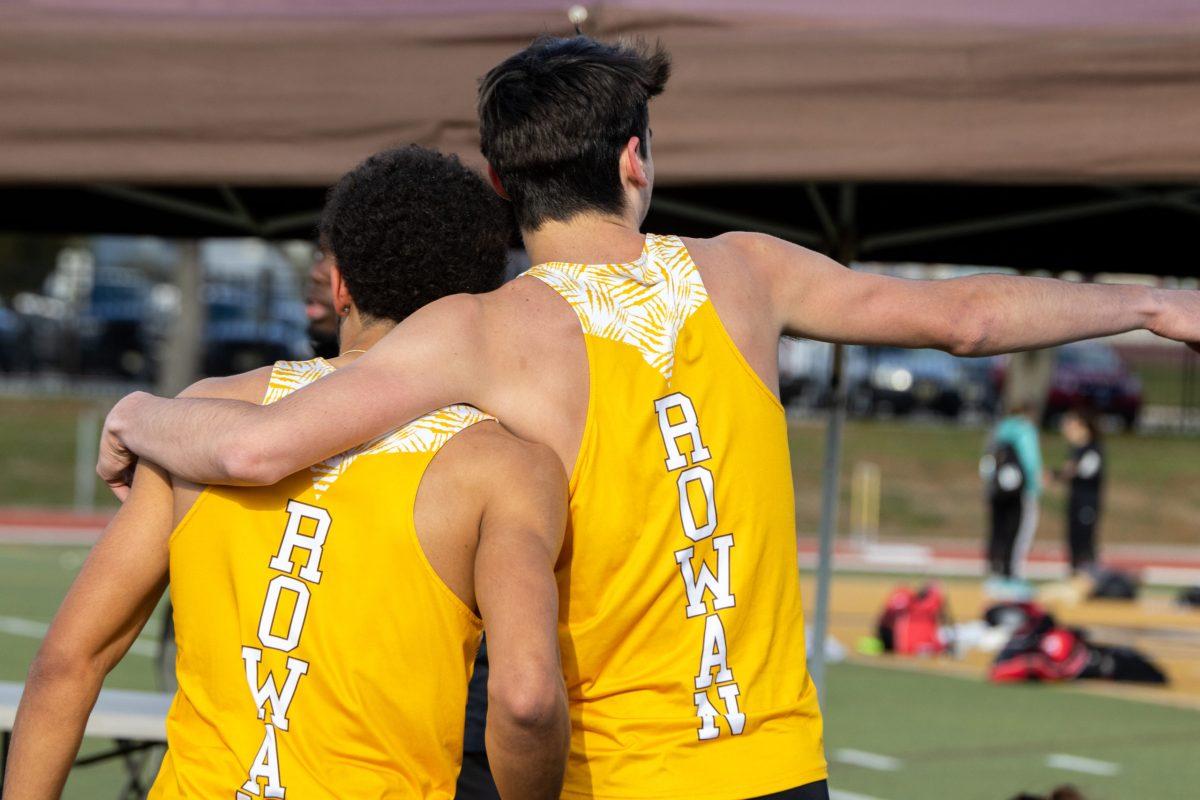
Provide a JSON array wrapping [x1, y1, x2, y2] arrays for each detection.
[[4, 0, 1200, 186]]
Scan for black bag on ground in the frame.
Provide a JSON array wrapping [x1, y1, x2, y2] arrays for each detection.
[[1080, 644, 1167, 684], [1177, 585, 1200, 607], [1089, 568, 1139, 600], [987, 602, 1167, 685]]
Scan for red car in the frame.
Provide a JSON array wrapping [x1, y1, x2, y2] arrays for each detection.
[[993, 342, 1143, 430]]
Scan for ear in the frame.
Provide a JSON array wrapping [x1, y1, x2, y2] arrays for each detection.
[[486, 163, 511, 200], [621, 136, 649, 188], [329, 260, 353, 316]]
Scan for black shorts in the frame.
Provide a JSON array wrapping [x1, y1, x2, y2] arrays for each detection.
[[750, 779, 830, 800], [454, 750, 500, 800], [455, 754, 828, 800]]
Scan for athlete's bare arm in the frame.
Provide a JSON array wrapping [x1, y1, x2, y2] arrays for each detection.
[[715, 232, 1200, 356], [97, 296, 489, 497], [2, 461, 171, 800], [3, 371, 269, 799], [96, 233, 1200, 495], [471, 432, 570, 799]]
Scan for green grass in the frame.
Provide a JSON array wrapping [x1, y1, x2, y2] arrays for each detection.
[[6, 397, 1198, 547], [787, 419, 1200, 545], [1135, 361, 1196, 408], [0, 544, 166, 798], [825, 661, 1200, 800], [0, 398, 119, 510], [4, 544, 1200, 799]]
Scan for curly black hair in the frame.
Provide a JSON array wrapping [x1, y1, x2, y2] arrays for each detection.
[[318, 145, 510, 324]]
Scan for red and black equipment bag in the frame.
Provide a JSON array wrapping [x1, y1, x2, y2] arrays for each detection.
[[877, 583, 951, 655]]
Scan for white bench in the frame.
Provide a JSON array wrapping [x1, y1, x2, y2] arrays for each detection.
[[0, 680, 173, 799]]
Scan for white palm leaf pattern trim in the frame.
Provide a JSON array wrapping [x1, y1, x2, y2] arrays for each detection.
[[262, 359, 334, 405], [525, 234, 708, 381], [264, 359, 494, 498]]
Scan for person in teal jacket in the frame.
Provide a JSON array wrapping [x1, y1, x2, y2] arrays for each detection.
[[986, 404, 1043, 581]]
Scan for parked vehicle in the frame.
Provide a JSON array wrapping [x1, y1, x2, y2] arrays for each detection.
[[846, 347, 967, 418], [78, 268, 154, 378], [779, 340, 979, 419], [1047, 342, 1142, 429], [202, 281, 310, 376], [10, 293, 70, 374], [959, 355, 1000, 415], [992, 342, 1142, 430], [778, 338, 832, 407], [0, 303, 21, 372]]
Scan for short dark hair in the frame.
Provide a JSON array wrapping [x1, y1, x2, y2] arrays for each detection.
[[478, 35, 671, 231], [318, 145, 509, 324]]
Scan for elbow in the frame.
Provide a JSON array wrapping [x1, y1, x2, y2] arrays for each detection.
[[220, 440, 287, 486], [27, 642, 100, 689], [489, 672, 565, 732], [945, 297, 994, 357], [947, 327, 989, 358]]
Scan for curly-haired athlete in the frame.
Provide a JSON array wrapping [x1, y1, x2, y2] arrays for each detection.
[[97, 37, 1200, 800], [4, 147, 569, 800]]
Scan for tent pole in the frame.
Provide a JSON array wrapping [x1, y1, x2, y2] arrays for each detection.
[[859, 188, 1200, 253], [156, 241, 204, 397], [808, 184, 855, 700], [86, 184, 254, 232], [808, 344, 845, 698]]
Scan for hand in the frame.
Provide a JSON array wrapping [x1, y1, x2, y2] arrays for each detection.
[[96, 392, 148, 501], [1147, 289, 1200, 352]]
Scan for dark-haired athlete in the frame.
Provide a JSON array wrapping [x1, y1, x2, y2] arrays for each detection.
[[98, 37, 1200, 800], [7, 146, 569, 800]]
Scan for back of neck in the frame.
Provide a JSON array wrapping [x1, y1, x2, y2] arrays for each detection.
[[329, 319, 395, 366], [524, 214, 647, 267]]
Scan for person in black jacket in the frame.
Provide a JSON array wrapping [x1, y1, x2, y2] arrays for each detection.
[[1055, 409, 1105, 574]]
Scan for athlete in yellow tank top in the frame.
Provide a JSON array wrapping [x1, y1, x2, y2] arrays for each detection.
[[4, 146, 569, 800], [525, 234, 823, 797], [151, 360, 542, 799]]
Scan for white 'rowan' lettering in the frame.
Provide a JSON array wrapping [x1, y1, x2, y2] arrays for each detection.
[[655, 393, 743, 741]]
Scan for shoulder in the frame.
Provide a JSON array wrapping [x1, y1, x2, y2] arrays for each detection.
[[440, 420, 567, 511], [396, 291, 497, 352], [176, 365, 274, 403], [681, 232, 832, 294], [685, 231, 820, 263], [454, 420, 564, 486]]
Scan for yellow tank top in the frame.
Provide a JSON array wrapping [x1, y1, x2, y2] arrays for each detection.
[[526, 234, 826, 799], [150, 358, 489, 800]]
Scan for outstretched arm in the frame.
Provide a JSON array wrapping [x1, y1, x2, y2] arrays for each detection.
[[3, 462, 171, 800], [733, 233, 1200, 355], [98, 293, 487, 497], [476, 441, 570, 800]]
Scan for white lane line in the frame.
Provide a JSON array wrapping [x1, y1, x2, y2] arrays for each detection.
[[0, 615, 158, 658], [831, 790, 890, 800], [832, 748, 904, 771], [1045, 753, 1121, 777]]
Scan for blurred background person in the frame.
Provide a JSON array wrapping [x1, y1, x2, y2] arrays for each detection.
[[984, 402, 1043, 591], [1054, 409, 1105, 575], [306, 239, 339, 359]]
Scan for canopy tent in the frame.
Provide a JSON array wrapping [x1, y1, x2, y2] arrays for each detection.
[[4, 0, 1200, 693], [2, 0, 1200, 272], [5, 0, 1200, 185]]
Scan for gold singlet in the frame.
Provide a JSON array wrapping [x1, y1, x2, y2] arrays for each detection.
[[149, 358, 491, 799], [526, 234, 826, 799]]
